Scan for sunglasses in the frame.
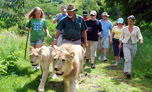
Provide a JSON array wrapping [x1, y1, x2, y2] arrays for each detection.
[[90, 15, 95, 16]]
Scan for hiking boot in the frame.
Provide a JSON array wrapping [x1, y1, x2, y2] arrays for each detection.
[[126, 73, 131, 79], [91, 64, 95, 69], [85, 59, 89, 65], [124, 72, 131, 79]]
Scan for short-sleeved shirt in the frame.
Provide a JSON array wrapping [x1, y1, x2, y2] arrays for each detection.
[[100, 19, 112, 38], [26, 18, 47, 42], [54, 13, 67, 34], [56, 15, 87, 40], [85, 19, 102, 41], [112, 26, 124, 39]]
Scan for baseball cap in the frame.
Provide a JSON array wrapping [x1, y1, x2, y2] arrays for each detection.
[[90, 10, 97, 15], [117, 18, 124, 24], [83, 11, 88, 15], [102, 12, 109, 17]]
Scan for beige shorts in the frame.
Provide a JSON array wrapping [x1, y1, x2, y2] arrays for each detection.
[[86, 41, 98, 57], [98, 37, 109, 49]]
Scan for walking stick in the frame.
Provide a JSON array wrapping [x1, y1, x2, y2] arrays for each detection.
[[24, 31, 30, 59]]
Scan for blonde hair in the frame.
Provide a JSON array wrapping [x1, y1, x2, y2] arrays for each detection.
[[28, 7, 45, 20]]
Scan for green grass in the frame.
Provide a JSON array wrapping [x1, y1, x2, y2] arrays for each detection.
[[0, 31, 152, 92]]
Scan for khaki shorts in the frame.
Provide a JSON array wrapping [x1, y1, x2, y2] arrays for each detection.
[[63, 39, 81, 45], [98, 37, 109, 49], [86, 41, 98, 57]]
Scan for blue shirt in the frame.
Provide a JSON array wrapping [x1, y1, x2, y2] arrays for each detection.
[[54, 13, 67, 33], [100, 19, 112, 38]]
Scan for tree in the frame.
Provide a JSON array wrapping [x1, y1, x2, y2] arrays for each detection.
[[0, 0, 25, 31], [104, 0, 152, 24]]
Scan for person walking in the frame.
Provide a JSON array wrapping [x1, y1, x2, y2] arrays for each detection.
[[83, 11, 89, 21], [98, 12, 112, 61], [119, 15, 143, 78], [110, 18, 124, 66], [85, 10, 102, 68], [51, 4, 87, 47], [25, 7, 52, 70], [52, 6, 67, 46], [81, 11, 89, 45]]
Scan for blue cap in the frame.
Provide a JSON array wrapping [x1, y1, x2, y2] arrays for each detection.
[[83, 11, 88, 15], [118, 18, 124, 23]]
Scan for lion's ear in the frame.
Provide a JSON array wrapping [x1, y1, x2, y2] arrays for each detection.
[[68, 52, 75, 58], [38, 48, 43, 54], [30, 46, 34, 51]]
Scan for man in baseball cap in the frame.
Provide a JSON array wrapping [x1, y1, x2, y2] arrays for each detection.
[[85, 10, 102, 68], [98, 12, 112, 61], [83, 11, 89, 21], [102, 12, 109, 17]]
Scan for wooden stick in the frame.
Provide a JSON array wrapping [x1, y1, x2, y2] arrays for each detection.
[[24, 31, 30, 59]]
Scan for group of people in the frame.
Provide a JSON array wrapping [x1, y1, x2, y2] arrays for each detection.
[[26, 4, 143, 78]]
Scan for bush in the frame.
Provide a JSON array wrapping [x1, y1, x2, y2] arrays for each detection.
[[0, 31, 27, 75], [0, 52, 18, 75], [132, 36, 152, 79]]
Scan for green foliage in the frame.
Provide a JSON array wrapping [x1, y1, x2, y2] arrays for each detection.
[[140, 22, 152, 39], [24, 0, 61, 16], [0, 52, 18, 75], [131, 36, 152, 79], [104, 0, 152, 24], [0, 31, 27, 75], [0, 13, 17, 29], [0, 0, 26, 31], [45, 14, 57, 45]]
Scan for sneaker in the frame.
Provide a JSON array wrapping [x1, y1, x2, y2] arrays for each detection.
[[91, 64, 95, 69], [103, 56, 107, 61], [34, 65, 40, 71], [119, 58, 123, 63], [37, 65, 40, 70], [114, 62, 118, 66], [98, 56, 101, 60]]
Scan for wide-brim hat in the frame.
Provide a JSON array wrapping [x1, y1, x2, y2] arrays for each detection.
[[102, 12, 109, 17], [67, 4, 78, 12]]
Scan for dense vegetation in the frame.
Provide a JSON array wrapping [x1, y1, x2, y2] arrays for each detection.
[[0, 0, 152, 92]]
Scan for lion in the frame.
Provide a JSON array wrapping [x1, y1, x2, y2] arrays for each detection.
[[51, 43, 86, 92], [30, 46, 55, 92]]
